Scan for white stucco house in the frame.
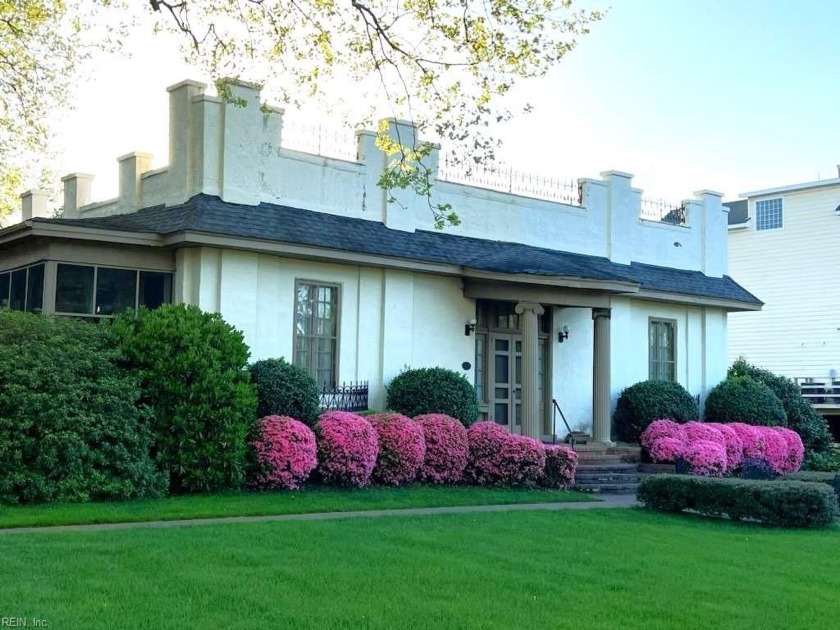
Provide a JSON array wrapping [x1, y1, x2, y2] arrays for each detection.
[[726, 176, 840, 436], [0, 79, 761, 443]]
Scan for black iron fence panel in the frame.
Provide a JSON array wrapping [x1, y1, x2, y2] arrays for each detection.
[[320, 381, 369, 412]]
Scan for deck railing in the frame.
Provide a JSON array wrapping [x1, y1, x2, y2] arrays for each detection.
[[794, 377, 840, 407]]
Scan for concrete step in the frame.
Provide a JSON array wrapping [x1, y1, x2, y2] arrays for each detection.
[[576, 471, 642, 481], [638, 463, 676, 474], [576, 463, 638, 472], [575, 456, 623, 466], [574, 483, 639, 495]]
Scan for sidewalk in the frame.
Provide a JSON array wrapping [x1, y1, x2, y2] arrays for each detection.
[[0, 494, 640, 535]]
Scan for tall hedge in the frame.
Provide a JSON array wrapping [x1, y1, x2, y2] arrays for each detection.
[[387, 367, 479, 427], [729, 358, 833, 452], [250, 358, 321, 427], [613, 380, 698, 443], [0, 311, 165, 504], [704, 375, 786, 427], [110, 305, 258, 493]]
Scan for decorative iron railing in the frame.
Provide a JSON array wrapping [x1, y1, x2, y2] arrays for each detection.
[[320, 381, 369, 412], [280, 121, 358, 162], [640, 196, 687, 226], [438, 154, 583, 206]]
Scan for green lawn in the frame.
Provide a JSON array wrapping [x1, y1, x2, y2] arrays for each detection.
[[0, 485, 591, 529], [2, 509, 838, 629]]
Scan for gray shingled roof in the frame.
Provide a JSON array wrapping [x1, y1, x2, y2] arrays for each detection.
[[38, 194, 762, 307], [725, 200, 748, 225]]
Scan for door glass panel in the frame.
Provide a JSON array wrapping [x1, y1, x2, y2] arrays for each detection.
[[494, 403, 508, 425], [474, 334, 485, 403], [494, 338, 509, 352], [515, 356, 521, 384], [515, 404, 521, 427], [494, 355, 509, 384], [515, 340, 522, 353], [495, 387, 509, 399]]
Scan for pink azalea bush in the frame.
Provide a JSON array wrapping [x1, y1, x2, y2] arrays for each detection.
[[682, 422, 725, 447], [249, 415, 318, 490], [772, 427, 805, 473], [465, 422, 546, 487], [640, 418, 683, 449], [369, 413, 426, 485], [649, 436, 685, 463], [704, 423, 744, 471], [414, 413, 469, 484], [729, 423, 764, 460], [681, 439, 728, 477], [315, 411, 379, 487], [541, 445, 578, 489]]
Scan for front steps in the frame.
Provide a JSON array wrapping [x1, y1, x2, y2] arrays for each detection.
[[571, 443, 643, 495]]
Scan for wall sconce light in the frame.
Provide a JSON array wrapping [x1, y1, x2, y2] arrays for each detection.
[[558, 325, 570, 343], [464, 318, 477, 336]]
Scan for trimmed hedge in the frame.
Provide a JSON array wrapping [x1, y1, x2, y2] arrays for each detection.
[[250, 358, 321, 428], [387, 367, 479, 427], [704, 376, 786, 427], [782, 472, 840, 504], [729, 358, 833, 452], [637, 474, 837, 528], [613, 380, 699, 443]]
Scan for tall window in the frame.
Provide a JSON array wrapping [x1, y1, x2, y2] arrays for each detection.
[[649, 319, 676, 382], [755, 198, 783, 231], [294, 282, 339, 388]]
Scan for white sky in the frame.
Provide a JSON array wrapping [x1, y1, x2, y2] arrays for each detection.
[[49, 0, 840, 206]]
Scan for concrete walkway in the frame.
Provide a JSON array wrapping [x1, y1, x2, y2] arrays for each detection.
[[0, 494, 640, 535]]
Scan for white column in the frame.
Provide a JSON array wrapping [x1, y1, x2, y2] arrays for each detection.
[[592, 308, 613, 444], [516, 301, 544, 439]]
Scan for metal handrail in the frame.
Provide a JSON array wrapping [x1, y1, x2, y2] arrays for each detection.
[[551, 398, 575, 448]]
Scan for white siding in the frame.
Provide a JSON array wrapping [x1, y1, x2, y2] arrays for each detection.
[[728, 185, 840, 378]]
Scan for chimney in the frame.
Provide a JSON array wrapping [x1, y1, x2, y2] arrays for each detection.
[[20, 189, 51, 220], [61, 173, 94, 219]]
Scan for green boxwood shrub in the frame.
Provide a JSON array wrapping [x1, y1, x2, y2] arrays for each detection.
[[782, 471, 840, 504], [637, 474, 837, 528], [250, 358, 320, 427], [110, 305, 258, 494], [386, 367, 478, 427], [0, 311, 165, 504], [729, 358, 833, 452], [613, 380, 698, 443], [804, 446, 840, 472], [704, 376, 786, 427]]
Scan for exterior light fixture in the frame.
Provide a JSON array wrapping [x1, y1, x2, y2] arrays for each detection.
[[558, 325, 570, 343], [464, 318, 477, 336]]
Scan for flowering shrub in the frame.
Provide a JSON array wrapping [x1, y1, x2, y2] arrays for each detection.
[[465, 422, 545, 486], [772, 427, 805, 474], [729, 423, 764, 460], [649, 437, 685, 463], [682, 422, 725, 446], [704, 423, 744, 471], [682, 440, 728, 477], [315, 411, 379, 487], [541, 445, 578, 489], [249, 416, 317, 490], [640, 419, 684, 450], [761, 428, 790, 475], [414, 414, 469, 484], [369, 413, 426, 485]]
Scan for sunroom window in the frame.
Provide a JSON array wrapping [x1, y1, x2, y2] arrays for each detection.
[[55, 264, 173, 317]]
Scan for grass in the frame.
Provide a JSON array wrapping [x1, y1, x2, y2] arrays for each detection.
[[0, 485, 591, 529], [2, 509, 838, 629]]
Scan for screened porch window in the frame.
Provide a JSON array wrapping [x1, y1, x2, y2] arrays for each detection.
[[55, 263, 172, 316], [0, 263, 45, 312], [294, 281, 339, 389], [649, 319, 676, 382]]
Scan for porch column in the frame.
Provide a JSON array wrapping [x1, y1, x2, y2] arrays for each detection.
[[592, 308, 613, 444], [515, 301, 544, 439]]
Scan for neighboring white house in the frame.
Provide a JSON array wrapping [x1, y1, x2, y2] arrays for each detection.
[[726, 177, 840, 435], [0, 79, 760, 443]]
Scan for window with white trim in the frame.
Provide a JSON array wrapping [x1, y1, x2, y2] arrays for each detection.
[[294, 281, 339, 389], [649, 319, 676, 382], [755, 198, 783, 231]]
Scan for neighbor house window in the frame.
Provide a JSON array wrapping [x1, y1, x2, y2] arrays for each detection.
[[0, 263, 45, 312], [55, 263, 173, 316], [294, 281, 339, 389], [755, 198, 783, 231], [649, 319, 676, 382]]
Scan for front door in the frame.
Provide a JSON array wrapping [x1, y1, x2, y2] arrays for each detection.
[[489, 334, 522, 434]]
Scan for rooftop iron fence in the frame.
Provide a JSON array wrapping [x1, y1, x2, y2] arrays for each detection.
[[640, 196, 687, 226]]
